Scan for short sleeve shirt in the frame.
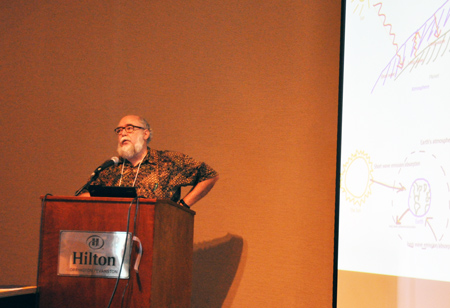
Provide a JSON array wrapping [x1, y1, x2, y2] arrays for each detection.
[[88, 148, 218, 201]]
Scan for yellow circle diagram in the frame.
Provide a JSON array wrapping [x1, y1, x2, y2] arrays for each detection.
[[341, 150, 374, 206]]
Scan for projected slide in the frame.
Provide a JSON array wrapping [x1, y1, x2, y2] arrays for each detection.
[[338, 0, 450, 283]]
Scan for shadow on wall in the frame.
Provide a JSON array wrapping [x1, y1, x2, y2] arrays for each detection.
[[191, 234, 245, 308]]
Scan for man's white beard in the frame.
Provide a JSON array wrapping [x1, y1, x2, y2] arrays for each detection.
[[117, 135, 146, 160]]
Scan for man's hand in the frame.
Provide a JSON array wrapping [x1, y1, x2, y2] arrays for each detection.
[[77, 192, 91, 197]]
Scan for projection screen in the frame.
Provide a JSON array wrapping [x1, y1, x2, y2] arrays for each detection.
[[336, 0, 450, 307]]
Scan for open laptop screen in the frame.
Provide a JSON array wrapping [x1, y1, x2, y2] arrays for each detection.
[[88, 185, 137, 198]]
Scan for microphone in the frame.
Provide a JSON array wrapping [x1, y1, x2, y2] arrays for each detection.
[[92, 157, 120, 175], [75, 157, 120, 196]]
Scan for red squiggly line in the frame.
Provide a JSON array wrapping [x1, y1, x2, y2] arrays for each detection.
[[413, 32, 421, 57], [434, 14, 441, 37], [373, 2, 403, 69]]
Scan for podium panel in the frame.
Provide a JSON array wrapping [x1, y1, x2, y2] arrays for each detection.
[[37, 196, 194, 308]]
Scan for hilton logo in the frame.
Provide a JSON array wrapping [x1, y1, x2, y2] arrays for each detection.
[[87, 235, 104, 249], [72, 251, 116, 266], [58, 230, 132, 279]]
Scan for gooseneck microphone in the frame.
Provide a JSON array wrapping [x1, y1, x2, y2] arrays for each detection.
[[92, 157, 120, 175], [74, 157, 120, 196]]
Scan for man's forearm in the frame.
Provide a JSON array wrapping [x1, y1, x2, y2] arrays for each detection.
[[182, 176, 219, 206]]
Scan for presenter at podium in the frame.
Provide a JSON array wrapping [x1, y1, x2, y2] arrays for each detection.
[[77, 114, 219, 207]]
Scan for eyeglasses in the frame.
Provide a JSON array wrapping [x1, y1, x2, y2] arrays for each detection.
[[114, 125, 145, 135]]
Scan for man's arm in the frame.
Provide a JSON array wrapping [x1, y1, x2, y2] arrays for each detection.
[[181, 176, 219, 207]]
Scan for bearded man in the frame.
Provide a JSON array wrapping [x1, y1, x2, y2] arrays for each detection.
[[77, 115, 219, 207]]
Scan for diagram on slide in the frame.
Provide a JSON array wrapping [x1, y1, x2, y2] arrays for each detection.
[[369, 0, 450, 92], [340, 149, 450, 244], [338, 0, 450, 283]]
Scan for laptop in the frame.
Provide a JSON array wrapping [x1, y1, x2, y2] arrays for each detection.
[[88, 185, 137, 198]]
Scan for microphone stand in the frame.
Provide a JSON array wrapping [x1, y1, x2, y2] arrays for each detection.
[[74, 157, 120, 196], [74, 172, 100, 196]]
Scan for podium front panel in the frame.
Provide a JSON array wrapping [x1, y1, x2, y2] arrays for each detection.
[[37, 196, 194, 308]]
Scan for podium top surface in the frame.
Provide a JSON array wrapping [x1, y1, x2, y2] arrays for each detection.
[[0, 286, 37, 298], [39, 195, 195, 214], [41, 195, 157, 203]]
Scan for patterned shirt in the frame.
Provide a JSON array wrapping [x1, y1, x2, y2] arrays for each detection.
[[87, 147, 218, 201]]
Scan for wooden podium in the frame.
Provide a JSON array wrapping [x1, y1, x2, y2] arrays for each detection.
[[37, 196, 195, 308]]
